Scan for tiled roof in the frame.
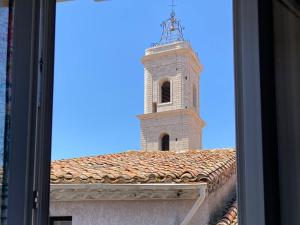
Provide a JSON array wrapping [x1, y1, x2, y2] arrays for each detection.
[[216, 200, 238, 225], [51, 149, 236, 192]]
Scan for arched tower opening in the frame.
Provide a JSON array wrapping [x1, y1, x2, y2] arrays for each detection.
[[161, 81, 171, 103], [161, 134, 170, 151]]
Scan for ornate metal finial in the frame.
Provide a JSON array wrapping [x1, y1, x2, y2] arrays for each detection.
[[158, 0, 185, 45]]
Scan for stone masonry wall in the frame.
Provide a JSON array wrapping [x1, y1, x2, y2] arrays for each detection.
[[140, 42, 203, 152], [140, 111, 201, 151], [144, 54, 200, 114]]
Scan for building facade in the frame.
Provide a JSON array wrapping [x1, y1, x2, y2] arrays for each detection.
[[49, 150, 237, 225]]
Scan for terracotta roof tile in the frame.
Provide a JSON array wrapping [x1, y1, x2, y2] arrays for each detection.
[[51, 149, 236, 191], [216, 200, 238, 225]]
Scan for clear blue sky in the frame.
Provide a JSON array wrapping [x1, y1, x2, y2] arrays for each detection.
[[52, 0, 235, 160]]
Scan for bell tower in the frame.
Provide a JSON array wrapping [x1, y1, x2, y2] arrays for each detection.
[[138, 7, 205, 152]]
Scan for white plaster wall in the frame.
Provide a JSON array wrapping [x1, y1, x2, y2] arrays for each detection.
[[51, 199, 195, 225], [50, 176, 236, 225]]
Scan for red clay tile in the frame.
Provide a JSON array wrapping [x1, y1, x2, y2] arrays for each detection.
[[51, 149, 236, 193]]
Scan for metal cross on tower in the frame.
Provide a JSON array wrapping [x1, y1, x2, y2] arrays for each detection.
[[169, 0, 176, 14]]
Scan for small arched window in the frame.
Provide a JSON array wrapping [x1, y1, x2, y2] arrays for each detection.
[[161, 81, 170, 103], [161, 134, 170, 151]]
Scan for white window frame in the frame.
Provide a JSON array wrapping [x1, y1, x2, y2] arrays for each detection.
[[158, 78, 173, 105]]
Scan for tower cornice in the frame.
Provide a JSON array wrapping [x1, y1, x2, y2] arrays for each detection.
[[141, 41, 203, 74], [137, 109, 206, 129]]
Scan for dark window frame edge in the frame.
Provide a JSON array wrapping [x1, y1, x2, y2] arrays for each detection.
[[7, 0, 41, 225], [6, 0, 55, 225], [234, 0, 266, 224]]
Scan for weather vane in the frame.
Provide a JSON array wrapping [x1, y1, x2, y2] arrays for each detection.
[[155, 0, 185, 46]]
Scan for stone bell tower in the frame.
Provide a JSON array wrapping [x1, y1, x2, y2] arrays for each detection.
[[138, 10, 205, 152]]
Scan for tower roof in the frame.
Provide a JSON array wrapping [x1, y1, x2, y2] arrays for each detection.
[[155, 1, 185, 46]]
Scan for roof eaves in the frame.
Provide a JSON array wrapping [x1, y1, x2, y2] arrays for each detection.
[[50, 183, 207, 202]]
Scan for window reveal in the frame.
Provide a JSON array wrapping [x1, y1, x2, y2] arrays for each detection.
[[161, 81, 171, 103], [50, 217, 72, 225], [161, 134, 170, 151]]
